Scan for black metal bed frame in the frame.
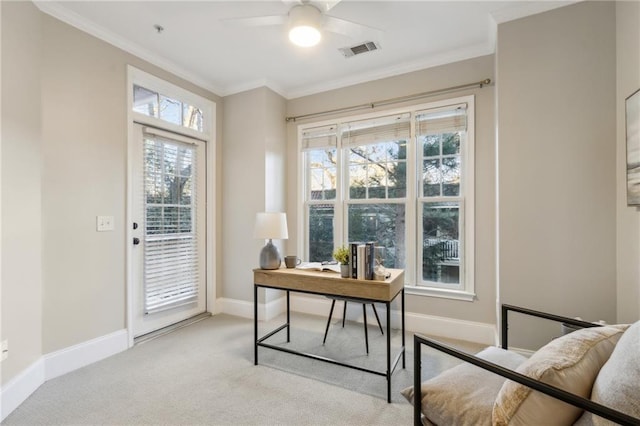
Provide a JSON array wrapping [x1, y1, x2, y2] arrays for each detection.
[[413, 304, 640, 426]]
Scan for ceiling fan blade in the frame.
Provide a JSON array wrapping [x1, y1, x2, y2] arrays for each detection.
[[323, 15, 383, 40], [282, 0, 341, 13], [222, 15, 287, 28], [321, 0, 342, 12], [282, 0, 303, 6]]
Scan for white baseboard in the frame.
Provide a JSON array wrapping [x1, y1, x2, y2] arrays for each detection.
[[215, 297, 285, 321], [290, 294, 334, 317], [1, 358, 45, 422], [44, 329, 128, 381], [2, 301, 496, 421], [217, 295, 369, 323], [404, 311, 496, 345], [220, 294, 496, 346], [290, 294, 496, 345], [290, 294, 395, 326], [0, 329, 128, 422]]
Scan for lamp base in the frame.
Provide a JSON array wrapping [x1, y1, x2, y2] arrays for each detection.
[[259, 239, 282, 269]]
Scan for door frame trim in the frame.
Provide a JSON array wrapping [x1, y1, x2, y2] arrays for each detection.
[[125, 66, 217, 347]]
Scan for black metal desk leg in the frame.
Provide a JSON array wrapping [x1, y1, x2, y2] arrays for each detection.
[[363, 304, 369, 354], [402, 288, 406, 368], [286, 290, 290, 342], [254, 284, 258, 365], [386, 301, 391, 403]]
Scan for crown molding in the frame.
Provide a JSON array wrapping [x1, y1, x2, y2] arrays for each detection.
[[285, 42, 494, 100], [33, 1, 224, 96], [220, 78, 288, 99], [32, 1, 556, 102], [490, 1, 577, 24]]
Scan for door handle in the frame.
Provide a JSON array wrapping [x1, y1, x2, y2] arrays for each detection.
[[133, 237, 140, 245]]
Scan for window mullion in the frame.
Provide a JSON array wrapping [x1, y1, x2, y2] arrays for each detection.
[[405, 111, 417, 288], [335, 130, 344, 248]]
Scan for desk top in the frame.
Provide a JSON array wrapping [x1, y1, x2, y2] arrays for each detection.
[[253, 267, 404, 302]]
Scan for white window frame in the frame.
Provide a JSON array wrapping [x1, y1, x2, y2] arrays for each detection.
[[129, 67, 214, 141], [126, 66, 217, 347], [297, 95, 475, 301]]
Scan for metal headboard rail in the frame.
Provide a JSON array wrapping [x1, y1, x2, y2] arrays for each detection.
[[412, 304, 640, 426], [501, 303, 601, 349], [413, 335, 640, 426]]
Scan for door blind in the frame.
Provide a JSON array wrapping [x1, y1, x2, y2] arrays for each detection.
[[143, 134, 199, 314]]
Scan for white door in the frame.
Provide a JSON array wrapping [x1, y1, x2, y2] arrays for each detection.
[[132, 124, 206, 337]]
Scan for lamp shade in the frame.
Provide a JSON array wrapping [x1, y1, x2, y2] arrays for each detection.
[[254, 212, 288, 240]]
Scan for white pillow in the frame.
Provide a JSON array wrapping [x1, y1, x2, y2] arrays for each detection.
[[575, 321, 640, 425], [492, 324, 629, 426], [402, 346, 526, 426]]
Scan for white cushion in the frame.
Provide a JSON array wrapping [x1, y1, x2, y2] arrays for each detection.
[[492, 324, 629, 426], [402, 346, 526, 426], [575, 321, 640, 425]]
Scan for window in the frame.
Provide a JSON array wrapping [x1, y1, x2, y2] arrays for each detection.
[[417, 105, 469, 290], [300, 96, 475, 299], [302, 125, 337, 262], [143, 136, 196, 237], [133, 85, 204, 132], [142, 132, 201, 314], [343, 113, 409, 269]]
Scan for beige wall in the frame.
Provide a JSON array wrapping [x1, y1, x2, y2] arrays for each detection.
[[286, 55, 497, 324], [1, 2, 222, 384], [222, 87, 287, 303], [40, 11, 127, 352], [39, 14, 222, 353], [497, 1, 617, 347], [264, 89, 288, 303], [616, 1, 640, 323], [0, 0, 3, 387], [1, 1, 43, 383]]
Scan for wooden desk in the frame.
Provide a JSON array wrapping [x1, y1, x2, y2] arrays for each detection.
[[253, 268, 405, 402]]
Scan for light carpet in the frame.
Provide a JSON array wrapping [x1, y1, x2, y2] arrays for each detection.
[[2, 312, 483, 425]]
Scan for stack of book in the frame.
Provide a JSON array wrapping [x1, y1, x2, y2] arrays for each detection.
[[348, 242, 376, 280]]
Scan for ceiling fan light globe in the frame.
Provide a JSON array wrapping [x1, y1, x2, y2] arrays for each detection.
[[288, 4, 322, 47], [289, 25, 321, 47]]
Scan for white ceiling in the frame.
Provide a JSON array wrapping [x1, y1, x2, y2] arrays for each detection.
[[35, 0, 573, 99]]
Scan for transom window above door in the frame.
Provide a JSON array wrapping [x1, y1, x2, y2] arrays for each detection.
[[128, 67, 214, 141], [133, 85, 204, 132]]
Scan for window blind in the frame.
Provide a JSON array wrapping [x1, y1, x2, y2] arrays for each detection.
[[143, 134, 199, 314], [301, 124, 338, 151], [416, 104, 467, 136], [342, 113, 411, 147]]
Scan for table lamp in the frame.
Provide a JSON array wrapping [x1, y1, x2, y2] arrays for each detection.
[[254, 212, 288, 269]]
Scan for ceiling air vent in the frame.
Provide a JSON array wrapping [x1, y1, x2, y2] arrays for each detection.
[[339, 41, 381, 58]]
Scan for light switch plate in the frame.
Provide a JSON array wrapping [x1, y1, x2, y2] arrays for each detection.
[[96, 216, 114, 232]]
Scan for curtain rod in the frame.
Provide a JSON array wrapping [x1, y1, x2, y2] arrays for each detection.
[[285, 78, 491, 123]]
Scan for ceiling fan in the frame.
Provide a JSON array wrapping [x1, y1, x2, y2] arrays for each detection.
[[223, 0, 382, 47]]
